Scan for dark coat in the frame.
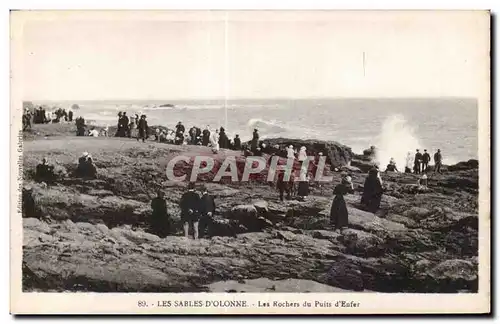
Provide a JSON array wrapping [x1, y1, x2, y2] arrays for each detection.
[[330, 183, 354, 229], [233, 137, 241, 150], [297, 181, 309, 197], [202, 129, 210, 145], [180, 190, 200, 222], [251, 131, 259, 151], [422, 153, 431, 163], [199, 194, 216, 215], [35, 164, 55, 183], [150, 197, 169, 237], [361, 173, 383, 213], [138, 119, 148, 131], [414, 152, 423, 164], [176, 124, 185, 134]]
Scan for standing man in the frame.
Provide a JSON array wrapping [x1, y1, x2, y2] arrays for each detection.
[[414, 149, 423, 174], [179, 183, 201, 239], [251, 129, 259, 153], [233, 134, 242, 151], [422, 149, 431, 172], [137, 115, 149, 143], [150, 190, 170, 238], [198, 187, 216, 238], [122, 112, 130, 138], [434, 149, 443, 174]]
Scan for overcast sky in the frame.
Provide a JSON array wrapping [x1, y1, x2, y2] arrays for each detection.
[[16, 10, 488, 100]]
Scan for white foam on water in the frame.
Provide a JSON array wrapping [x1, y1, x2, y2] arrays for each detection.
[[247, 118, 288, 134], [374, 114, 423, 171]]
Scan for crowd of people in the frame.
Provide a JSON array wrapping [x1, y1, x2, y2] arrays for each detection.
[[23, 106, 74, 131], [384, 148, 443, 175]]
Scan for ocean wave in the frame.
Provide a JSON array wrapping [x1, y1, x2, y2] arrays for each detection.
[[246, 118, 288, 134]]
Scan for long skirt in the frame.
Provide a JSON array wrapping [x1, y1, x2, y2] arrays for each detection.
[[362, 193, 382, 213], [297, 181, 309, 197], [330, 195, 348, 229]]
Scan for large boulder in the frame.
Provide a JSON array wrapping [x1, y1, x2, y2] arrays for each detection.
[[447, 159, 479, 171], [339, 229, 385, 257], [325, 259, 364, 291], [418, 259, 478, 292]]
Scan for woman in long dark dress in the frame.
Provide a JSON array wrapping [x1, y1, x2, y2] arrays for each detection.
[[361, 168, 384, 213], [330, 176, 354, 231]]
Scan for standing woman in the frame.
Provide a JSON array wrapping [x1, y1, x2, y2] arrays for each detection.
[[361, 168, 384, 213], [330, 175, 354, 232]]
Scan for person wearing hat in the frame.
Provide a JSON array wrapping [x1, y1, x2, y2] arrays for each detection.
[[76, 152, 97, 179], [422, 149, 431, 172], [175, 121, 185, 144], [121, 112, 130, 137], [202, 126, 211, 146], [385, 157, 398, 172], [298, 146, 307, 162], [210, 129, 220, 153], [405, 152, 413, 173], [250, 129, 259, 153], [286, 145, 295, 159], [198, 187, 216, 238], [137, 115, 149, 143], [35, 157, 55, 184], [179, 182, 201, 239], [233, 134, 242, 151], [115, 112, 123, 137], [434, 149, 443, 174], [361, 168, 384, 213], [154, 128, 161, 142], [418, 172, 429, 189], [296, 167, 310, 200], [150, 190, 170, 238], [330, 174, 354, 232], [414, 149, 423, 174]]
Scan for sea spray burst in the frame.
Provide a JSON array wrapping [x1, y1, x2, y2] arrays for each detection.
[[375, 114, 423, 171]]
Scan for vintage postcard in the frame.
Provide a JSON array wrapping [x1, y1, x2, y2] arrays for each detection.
[[10, 10, 490, 315]]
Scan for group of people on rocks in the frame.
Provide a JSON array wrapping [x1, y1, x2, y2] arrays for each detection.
[[149, 182, 216, 239], [329, 166, 384, 233], [384, 148, 444, 175], [152, 121, 247, 153], [76, 152, 98, 179], [23, 106, 74, 131], [114, 112, 150, 142], [409, 148, 443, 174], [330, 146, 446, 233], [33, 151, 98, 185]]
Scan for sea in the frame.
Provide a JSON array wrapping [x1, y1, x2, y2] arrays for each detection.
[[31, 98, 478, 168]]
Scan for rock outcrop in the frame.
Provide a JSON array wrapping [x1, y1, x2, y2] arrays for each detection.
[[260, 138, 354, 168]]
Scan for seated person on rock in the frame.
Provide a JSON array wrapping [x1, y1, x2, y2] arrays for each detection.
[[385, 158, 399, 172], [417, 173, 428, 189], [35, 157, 56, 184], [76, 152, 98, 179]]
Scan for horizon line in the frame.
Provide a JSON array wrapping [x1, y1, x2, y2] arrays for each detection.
[[24, 96, 478, 103]]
